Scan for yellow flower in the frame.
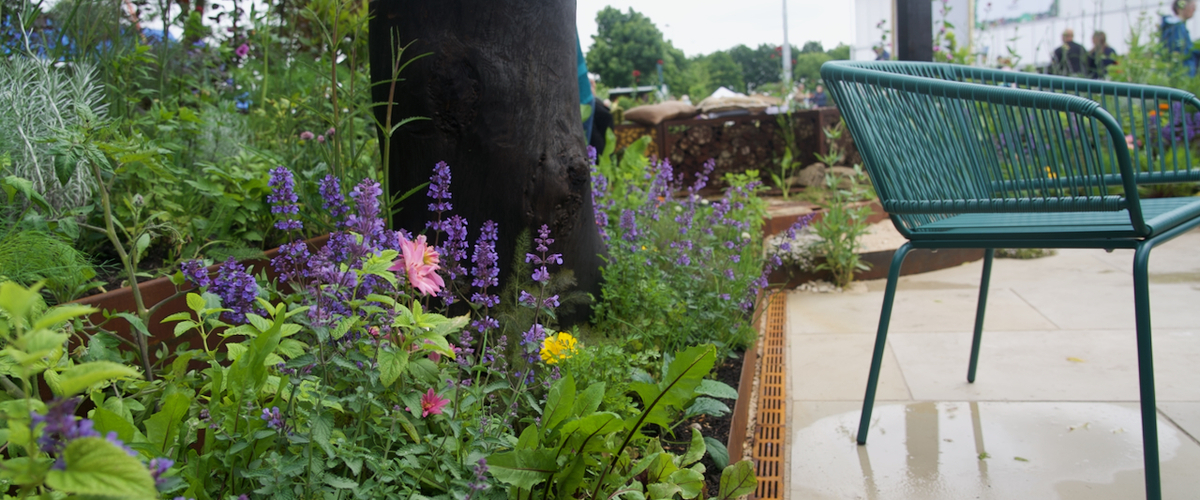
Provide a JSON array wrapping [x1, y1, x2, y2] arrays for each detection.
[[540, 332, 578, 364], [1044, 166, 1057, 179]]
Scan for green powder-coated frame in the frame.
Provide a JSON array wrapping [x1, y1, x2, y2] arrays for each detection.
[[822, 60, 1200, 500]]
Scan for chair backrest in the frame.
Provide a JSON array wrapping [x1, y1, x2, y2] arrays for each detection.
[[821, 61, 1200, 235]]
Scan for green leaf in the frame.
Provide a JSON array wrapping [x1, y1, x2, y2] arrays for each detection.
[[311, 411, 335, 458], [558, 412, 623, 443], [669, 468, 705, 499], [91, 407, 140, 444], [647, 482, 681, 500], [379, 348, 409, 387], [54, 154, 77, 187], [186, 293, 206, 312], [33, 304, 97, 330], [405, 358, 438, 382], [646, 452, 678, 484], [704, 437, 730, 470], [679, 429, 706, 467], [542, 374, 575, 431], [486, 449, 557, 490], [696, 379, 739, 400], [57, 362, 140, 397], [143, 392, 191, 454], [323, 473, 358, 489], [44, 436, 158, 499], [716, 460, 756, 500], [686, 397, 731, 418], [161, 312, 191, 323], [573, 382, 605, 417]]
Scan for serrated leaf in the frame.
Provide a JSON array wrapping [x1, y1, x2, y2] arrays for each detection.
[[716, 460, 756, 500], [57, 362, 140, 397], [379, 348, 409, 387], [33, 304, 97, 330], [312, 411, 334, 458], [186, 293, 206, 312], [323, 473, 358, 489], [91, 407, 140, 445], [44, 437, 157, 499], [696, 379, 739, 400], [162, 312, 191, 323]]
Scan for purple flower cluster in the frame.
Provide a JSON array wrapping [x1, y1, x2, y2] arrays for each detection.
[[181, 259, 210, 287], [1161, 101, 1200, 145], [526, 225, 562, 285], [31, 398, 137, 470], [470, 221, 500, 308], [346, 179, 387, 246], [427, 161, 453, 232], [271, 240, 311, 283], [211, 258, 262, 324], [440, 215, 469, 280], [467, 457, 490, 494], [268, 166, 302, 231], [261, 406, 286, 430], [319, 175, 350, 224]]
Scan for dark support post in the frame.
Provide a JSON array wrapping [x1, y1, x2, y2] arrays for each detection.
[[895, 0, 933, 62]]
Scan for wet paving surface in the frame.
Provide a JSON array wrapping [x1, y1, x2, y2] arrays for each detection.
[[786, 229, 1200, 499]]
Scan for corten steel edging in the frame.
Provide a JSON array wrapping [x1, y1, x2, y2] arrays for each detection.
[[769, 247, 987, 288], [727, 314, 761, 463]]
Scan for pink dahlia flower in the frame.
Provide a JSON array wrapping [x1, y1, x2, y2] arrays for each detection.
[[389, 234, 445, 296], [420, 388, 449, 417]]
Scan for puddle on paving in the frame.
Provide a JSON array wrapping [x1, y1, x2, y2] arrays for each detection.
[[1148, 271, 1200, 284], [791, 402, 1200, 500]]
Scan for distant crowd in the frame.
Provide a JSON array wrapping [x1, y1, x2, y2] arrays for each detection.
[[1050, 0, 1200, 79]]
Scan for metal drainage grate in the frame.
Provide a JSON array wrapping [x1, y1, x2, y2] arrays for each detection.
[[753, 294, 787, 499]]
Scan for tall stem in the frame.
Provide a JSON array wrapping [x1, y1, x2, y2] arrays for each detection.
[[90, 161, 154, 381]]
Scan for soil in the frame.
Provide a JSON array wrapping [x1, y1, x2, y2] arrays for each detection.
[[657, 348, 745, 497]]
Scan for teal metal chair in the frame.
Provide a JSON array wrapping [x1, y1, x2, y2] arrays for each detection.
[[820, 60, 1200, 500]]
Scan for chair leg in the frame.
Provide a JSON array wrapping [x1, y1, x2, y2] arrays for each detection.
[[967, 249, 995, 383], [1133, 242, 1162, 500], [857, 242, 913, 445]]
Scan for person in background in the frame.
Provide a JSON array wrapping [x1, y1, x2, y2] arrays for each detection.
[[793, 83, 811, 109], [812, 84, 827, 108], [873, 45, 890, 61], [1162, 0, 1200, 77], [588, 77, 612, 155], [1088, 31, 1118, 79], [1050, 28, 1087, 76], [576, 35, 595, 140]]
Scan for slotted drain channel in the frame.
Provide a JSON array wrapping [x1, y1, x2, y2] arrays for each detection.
[[753, 293, 786, 499]]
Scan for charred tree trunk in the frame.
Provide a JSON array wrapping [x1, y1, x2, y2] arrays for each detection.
[[368, 0, 604, 323]]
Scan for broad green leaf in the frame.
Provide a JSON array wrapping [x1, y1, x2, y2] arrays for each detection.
[[647, 482, 681, 500], [53, 154, 77, 188], [186, 293, 206, 312], [696, 379, 739, 400], [573, 382, 605, 417], [44, 436, 157, 499], [172, 320, 197, 337], [716, 460, 757, 500], [405, 358, 438, 382], [554, 456, 588, 499], [679, 429, 706, 467], [704, 437, 730, 470], [686, 397, 731, 419], [379, 348, 409, 387], [161, 312, 191, 323], [143, 392, 191, 454], [486, 449, 556, 490], [542, 374, 575, 431], [669, 468, 705, 499], [43, 369, 64, 396], [646, 451, 677, 484], [57, 362, 140, 397], [33, 304, 97, 330], [516, 424, 539, 450], [91, 407, 140, 444], [558, 412, 623, 446]]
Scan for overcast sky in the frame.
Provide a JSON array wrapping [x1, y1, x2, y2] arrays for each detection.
[[576, 0, 857, 58]]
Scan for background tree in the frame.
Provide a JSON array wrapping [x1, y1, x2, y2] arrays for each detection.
[[793, 43, 851, 86], [369, 0, 605, 322], [586, 7, 667, 88], [702, 51, 745, 93], [800, 40, 825, 54]]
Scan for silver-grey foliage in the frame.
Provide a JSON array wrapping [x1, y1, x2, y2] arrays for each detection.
[[0, 56, 108, 211]]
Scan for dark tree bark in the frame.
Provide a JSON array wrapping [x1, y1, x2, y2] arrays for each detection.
[[368, 0, 605, 323]]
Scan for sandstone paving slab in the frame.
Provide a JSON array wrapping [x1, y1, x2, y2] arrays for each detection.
[[886, 330, 1200, 402], [788, 334, 910, 401], [786, 287, 1056, 335], [788, 401, 1200, 500]]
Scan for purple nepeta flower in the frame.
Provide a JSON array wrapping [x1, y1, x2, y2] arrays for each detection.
[[271, 240, 311, 283], [181, 260, 210, 287], [346, 179, 386, 244], [725, 268, 736, 280], [586, 145, 598, 165], [531, 266, 550, 283], [149, 457, 173, 486], [521, 323, 546, 347], [267, 166, 302, 231], [534, 225, 554, 253], [469, 457, 490, 491], [319, 175, 350, 224], [619, 209, 639, 242], [427, 161, 453, 231], [470, 220, 500, 307], [261, 406, 285, 429], [211, 258, 261, 324], [440, 215, 469, 280]]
